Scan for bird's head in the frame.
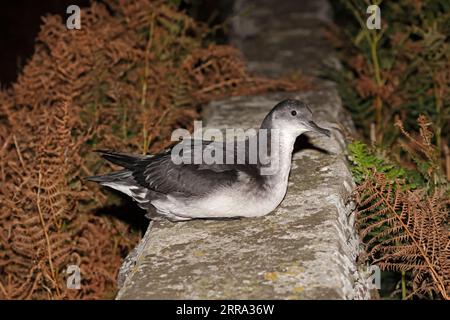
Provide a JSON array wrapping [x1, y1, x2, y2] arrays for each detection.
[[261, 99, 331, 138]]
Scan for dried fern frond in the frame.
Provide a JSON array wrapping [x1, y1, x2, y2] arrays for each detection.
[[355, 172, 450, 299], [395, 115, 445, 186]]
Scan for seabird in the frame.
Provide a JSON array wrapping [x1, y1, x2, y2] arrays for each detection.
[[87, 99, 330, 221]]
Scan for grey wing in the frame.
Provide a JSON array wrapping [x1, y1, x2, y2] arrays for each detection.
[[131, 140, 256, 197]]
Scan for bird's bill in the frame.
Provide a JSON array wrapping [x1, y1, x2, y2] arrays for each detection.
[[306, 121, 331, 137]]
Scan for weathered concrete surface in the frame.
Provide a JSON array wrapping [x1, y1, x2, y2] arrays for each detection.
[[116, 0, 371, 299]]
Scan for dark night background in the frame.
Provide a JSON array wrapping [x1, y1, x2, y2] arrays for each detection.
[[0, 0, 228, 87], [0, 1, 93, 86]]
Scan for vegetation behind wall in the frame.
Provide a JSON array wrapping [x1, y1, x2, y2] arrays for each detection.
[[329, 0, 449, 299]]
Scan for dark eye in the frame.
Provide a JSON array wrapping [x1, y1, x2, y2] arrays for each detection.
[[291, 110, 297, 116]]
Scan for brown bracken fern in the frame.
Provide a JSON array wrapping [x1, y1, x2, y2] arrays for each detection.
[[353, 116, 450, 299], [0, 0, 308, 299], [355, 174, 449, 299]]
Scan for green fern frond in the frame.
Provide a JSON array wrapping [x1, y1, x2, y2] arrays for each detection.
[[348, 140, 407, 184]]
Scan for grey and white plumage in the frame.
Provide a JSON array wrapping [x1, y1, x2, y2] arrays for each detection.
[[87, 99, 330, 221]]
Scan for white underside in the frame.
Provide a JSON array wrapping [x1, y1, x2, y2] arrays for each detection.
[[150, 175, 289, 220]]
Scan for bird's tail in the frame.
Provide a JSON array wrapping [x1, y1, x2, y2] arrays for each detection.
[[86, 150, 156, 210]]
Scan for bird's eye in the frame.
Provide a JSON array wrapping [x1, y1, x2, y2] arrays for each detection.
[[291, 110, 297, 116]]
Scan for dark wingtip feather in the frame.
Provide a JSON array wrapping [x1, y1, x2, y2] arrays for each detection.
[[93, 150, 141, 169], [85, 169, 132, 183], [93, 149, 112, 154], [85, 174, 108, 182]]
